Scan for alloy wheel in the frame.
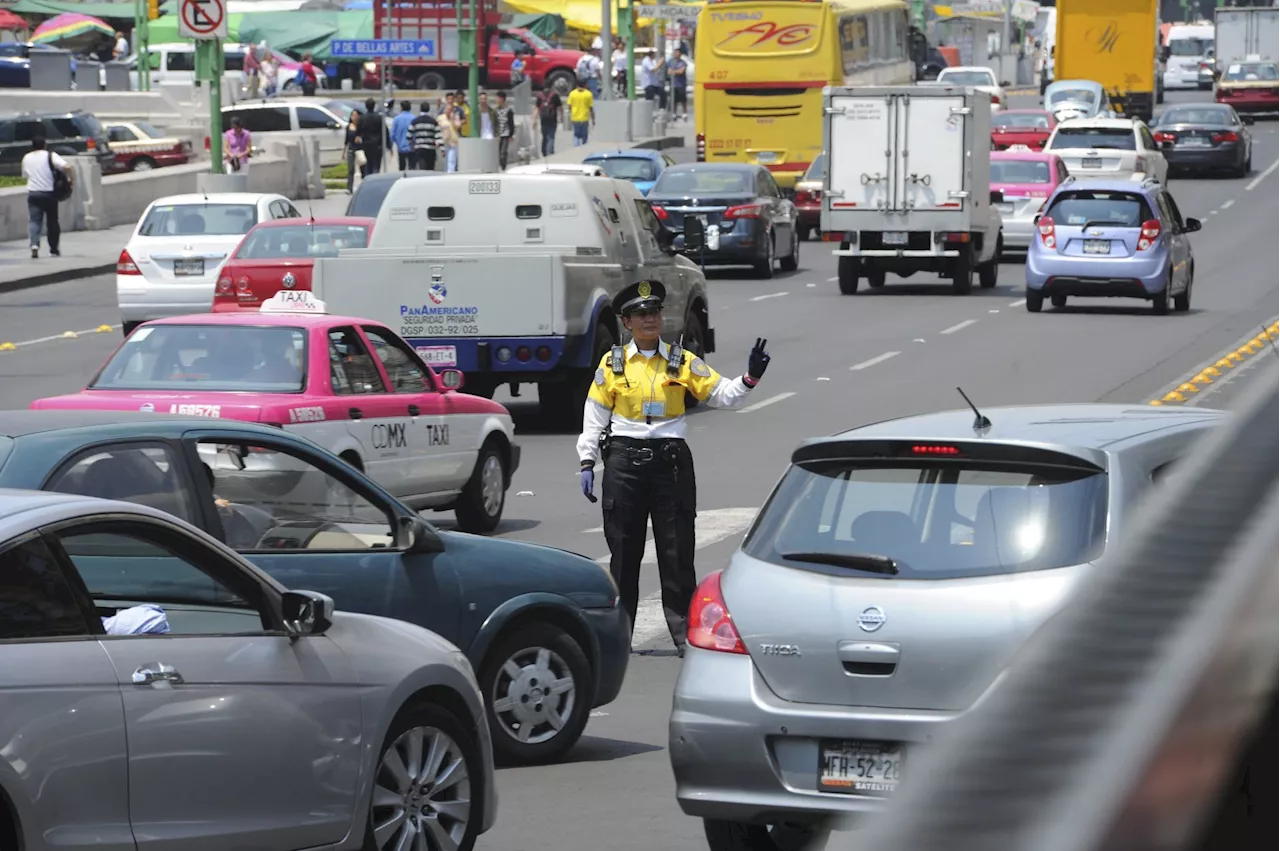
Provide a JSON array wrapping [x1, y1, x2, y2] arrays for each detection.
[[370, 725, 473, 851]]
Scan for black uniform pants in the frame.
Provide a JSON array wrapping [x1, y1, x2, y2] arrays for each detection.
[[601, 437, 697, 649]]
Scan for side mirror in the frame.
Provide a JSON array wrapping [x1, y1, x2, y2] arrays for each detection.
[[989, 189, 1004, 204], [398, 514, 444, 553], [281, 590, 334, 638], [1183, 217, 1202, 233], [438, 368, 465, 391], [683, 215, 706, 252], [330, 120, 342, 129], [1000, 80, 1011, 87], [1160, 46, 1171, 61]]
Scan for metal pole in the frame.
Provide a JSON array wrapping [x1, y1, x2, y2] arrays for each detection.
[[208, 40, 224, 174], [140, 13, 150, 92], [134, 0, 142, 91], [600, 0, 611, 99], [627, 0, 636, 100], [467, 0, 479, 136], [383, 0, 393, 169], [656, 0, 666, 60]]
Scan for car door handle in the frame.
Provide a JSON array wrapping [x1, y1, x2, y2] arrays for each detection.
[[837, 641, 900, 676], [407, 404, 420, 417], [132, 663, 184, 686], [349, 407, 363, 420]]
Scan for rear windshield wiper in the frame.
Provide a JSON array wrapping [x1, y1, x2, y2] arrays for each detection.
[[778, 551, 899, 575]]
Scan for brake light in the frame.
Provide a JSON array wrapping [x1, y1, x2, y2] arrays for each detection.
[[723, 204, 763, 220], [696, 132, 706, 163], [1137, 219, 1161, 251], [687, 570, 747, 655], [236, 276, 251, 292], [116, 248, 141, 275], [1038, 216, 1056, 248], [794, 189, 815, 205], [651, 204, 669, 221], [1153, 131, 1175, 143], [991, 94, 1001, 105], [216, 276, 233, 293], [1211, 131, 1238, 143], [912, 444, 962, 455]]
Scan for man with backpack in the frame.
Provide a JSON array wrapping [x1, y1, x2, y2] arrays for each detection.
[[537, 88, 562, 156]]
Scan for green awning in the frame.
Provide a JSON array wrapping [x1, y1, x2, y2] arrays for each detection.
[[506, 13, 565, 40], [4, 1, 171, 21], [238, 11, 373, 60]]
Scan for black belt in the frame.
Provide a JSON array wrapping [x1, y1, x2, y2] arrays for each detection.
[[608, 436, 687, 464]]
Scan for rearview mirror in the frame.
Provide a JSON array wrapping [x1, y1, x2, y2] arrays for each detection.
[[281, 590, 334, 638], [684, 216, 706, 251], [219, 444, 247, 471], [990, 189, 1004, 204], [1183, 217, 1202, 233], [438, 368, 465, 390], [398, 514, 444, 553]]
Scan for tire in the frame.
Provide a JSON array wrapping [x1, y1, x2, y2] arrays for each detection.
[[416, 71, 447, 91], [1051, 294, 1067, 308], [798, 226, 812, 242], [546, 70, 576, 95], [951, 252, 973, 295], [540, 322, 614, 430], [703, 818, 832, 851], [779, 229, 799, 272], [129, 157, 156, 172], [837, 255, 860, 295], [978, 244, 1000, 289], [754, 230, 775, 278], [364, 702, 482, 851], [1174, 265, 1193, 313], [454, 440, 507, 533], [1152, 290, 1170, 315], [866, 268, 886, 289], [1026, 291, 1044, 313], [1234, 155, 1249, 178], [479, 622, 592, 765]]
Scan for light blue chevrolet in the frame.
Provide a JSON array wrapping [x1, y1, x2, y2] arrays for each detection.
[[583, 149, 675, 196]]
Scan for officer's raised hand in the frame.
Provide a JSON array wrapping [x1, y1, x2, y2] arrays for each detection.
[[581, 465, 597, 503], [748, 337, 771, 381]]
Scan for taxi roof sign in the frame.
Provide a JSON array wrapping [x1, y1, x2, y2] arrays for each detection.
[[1006, 144, 1033, 151], [260, 291, 328, 314]]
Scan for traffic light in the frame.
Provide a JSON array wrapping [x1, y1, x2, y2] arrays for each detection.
[[147, 0, 160, 20]]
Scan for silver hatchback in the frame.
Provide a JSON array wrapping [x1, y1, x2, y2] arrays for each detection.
[[669, 403, 1224, 851]]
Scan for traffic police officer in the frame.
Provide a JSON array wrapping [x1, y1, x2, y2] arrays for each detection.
[[576, 280, 771, 655]]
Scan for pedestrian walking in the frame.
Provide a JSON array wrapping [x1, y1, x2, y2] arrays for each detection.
[[390, 100, 415, 169], [567, 79, 595, 147], [223, 116, 252, 174], [495, 90, 516, 169], [668, 49, 689, 120], [22, 135, 73, 259], [510, 52, 526, 87], [537, 88, 562, 156], [297, 52, 319, 96], [438, 108, 460, 172], [357, 98, 386, 175], [476, 92, 497, 139], [641, 51, 662, 105], [576, 52, 597, 97], [410, 102, 440, 171], [243, 42, 261, 99], [342, 110, 362, 191], [576, 280, 772, 655]]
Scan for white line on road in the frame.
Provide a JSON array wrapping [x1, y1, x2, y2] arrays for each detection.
[[827, 276, 839, 282], [1221, 199, 1235, 210], [1245, 159, 1279, 191], [1, 324, 121, 350], [806, 283, 816, 288], [736, 391, 796, 413], [750, 291, 789, 302], [850, 351, 900, 371], [940, 319, 978, 335], [1008, 298, 1026, 307]]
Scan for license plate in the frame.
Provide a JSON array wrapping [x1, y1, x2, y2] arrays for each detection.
[[1080, 158, 1102, 169], [996, 202, 1014, 214], [173, 258, 204, 276], [415, 345, 457, 367], [1084, 239, 1111, 255], [819, 740, 903, 796], [1181, 136, 1211, 147], [883, 231, 909, 245]]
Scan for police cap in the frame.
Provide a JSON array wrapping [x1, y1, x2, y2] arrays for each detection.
[[614, 279, 666, 316]]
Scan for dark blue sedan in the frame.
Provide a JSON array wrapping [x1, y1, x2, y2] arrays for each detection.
[[0, 410, 629, 765]]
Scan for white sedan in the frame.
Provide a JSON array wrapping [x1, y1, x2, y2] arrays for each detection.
[[933, 65, 1009, 110], [116, 193, 302, 335], [1044, 117, 1169, 184]]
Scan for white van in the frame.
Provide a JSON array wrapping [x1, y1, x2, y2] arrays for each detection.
[[1164, 24, 1216, 89], [120, 42, 324, 95], [310, 173, 714, 426], [221, 98, 349, 167]]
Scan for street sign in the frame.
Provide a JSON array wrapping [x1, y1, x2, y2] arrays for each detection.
[[330, 39, 440, 60], [636, 4, 698, 21], [178, 0, 228, 40]]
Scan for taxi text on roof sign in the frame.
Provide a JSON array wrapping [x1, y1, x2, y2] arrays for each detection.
[[261, 291, 328, 315]]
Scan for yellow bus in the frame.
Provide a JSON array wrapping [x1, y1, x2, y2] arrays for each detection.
[[693, 0, 915, 188]]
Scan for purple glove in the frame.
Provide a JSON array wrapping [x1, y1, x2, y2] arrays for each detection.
[[581, 467, 596, 502]]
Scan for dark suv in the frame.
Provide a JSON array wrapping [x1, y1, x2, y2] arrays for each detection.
[[0, 110, 114, 177]]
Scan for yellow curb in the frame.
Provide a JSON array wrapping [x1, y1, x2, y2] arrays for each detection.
[[1163, 390, 1186, 403], [97, 324, 113, 333], [1176, 382, 1199, 394], [0, 342, 14, 351]]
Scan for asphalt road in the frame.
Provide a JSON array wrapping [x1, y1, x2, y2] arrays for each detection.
[[0, 90, 1274, 851]]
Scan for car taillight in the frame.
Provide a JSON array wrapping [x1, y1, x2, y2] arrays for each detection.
[[696, 132, 706, 162], [1153, 131, 1175, 143], [651, 204, 669, 221], [794, 189, 815, 205], [912, 444, 961, 455], [236, 276, 251, 292], [216, 276, 233, 293], [1137, 219, 1161, 251], [1212, 130, 1238, 143], [116, 248, 140, 275], [723, 204, 762, 220], [991, 94, 1000, 105], [687, 570, 747, 655], [1038, 216, 1056, 248]]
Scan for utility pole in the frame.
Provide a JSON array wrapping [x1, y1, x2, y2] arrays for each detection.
[[623, 0, 636, 99], [600, 0, 611, 99], [459, 0, 480, 135], [383, 0, 393, 166]]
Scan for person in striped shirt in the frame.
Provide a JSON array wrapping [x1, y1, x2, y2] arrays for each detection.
[[409, 101, 441, 171]]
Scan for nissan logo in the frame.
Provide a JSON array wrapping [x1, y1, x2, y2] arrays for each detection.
[[858, 606, 886, 632]]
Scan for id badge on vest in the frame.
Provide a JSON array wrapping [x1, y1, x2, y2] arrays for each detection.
[[642, 401, 665, 422]]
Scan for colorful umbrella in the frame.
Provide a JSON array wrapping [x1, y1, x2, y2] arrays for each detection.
[[31, 12, 114, 51]]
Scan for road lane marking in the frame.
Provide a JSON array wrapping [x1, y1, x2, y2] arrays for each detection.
[[736, 391, 796, 413], [1245, 159, 1278, 191], [827, 276, 839, 281], [807, 283, 816, 288], [1008, 298, 1026, 307], [750, 291, 789, 302], [940, 319, 978, 335], [0, 324, 119, 351], [1221, 199, 1235, 210], [850, 351, 900, 371], [1149, 320, 1279, 407]]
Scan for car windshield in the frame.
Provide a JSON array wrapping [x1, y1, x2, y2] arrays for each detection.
[[520, 30, 553, 51], [991, 159, 1052, 184], [741, 458, 1108, 580], [938, 70, 995, 87], [1047, 87, 1096, 106], [90, 325, 307, 393], [1050, 127, 1136, 151], [139, 203, 258, 237], [1158, 107, 1232, 126], [588, 157, 658, 182], [1044, 190, 1152, 227], [1223, 62, 1278, 82], [1168, 37, 1213, 57], [653, 168, 752, 195], [347, 179, 398, 217], [993, 112, 1051, 129], [236, 224, 370, 259], [803, 154, 825, 181]]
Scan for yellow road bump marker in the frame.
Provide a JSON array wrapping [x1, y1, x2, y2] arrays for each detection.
[[0, 342, 15, 351], [1176, 382, 1199, 394], [1148, 399, 1164, 406], [97, 324, 113, 333], [1227, 351, 1245, 363], [1215, 358, 1234, 370], [1191, 373, 1213, 386], [61, 331, 78, 339], [1163, 390, 1186, 403], [1200, 366, 1222, 378], [1237, 345, 1256, 357]]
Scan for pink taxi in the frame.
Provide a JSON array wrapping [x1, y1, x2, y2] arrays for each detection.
[[990, 148, 1070, 255], [29, 292, 520, 533]]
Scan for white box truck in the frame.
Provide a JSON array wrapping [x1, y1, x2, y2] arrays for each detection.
[[821, 85, 1003, 296], [1215, 6, 1278, 66]]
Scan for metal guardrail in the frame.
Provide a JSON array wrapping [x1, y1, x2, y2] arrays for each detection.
[[844, 368, 1278, 851]]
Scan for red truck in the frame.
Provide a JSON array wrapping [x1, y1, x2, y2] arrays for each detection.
[[365, 1, 589, 94]]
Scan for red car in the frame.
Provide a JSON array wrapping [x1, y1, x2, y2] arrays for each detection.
[[991, 110, 1057, 151], [214, 217, 375, 313], [1215, 60, 1279, 114]]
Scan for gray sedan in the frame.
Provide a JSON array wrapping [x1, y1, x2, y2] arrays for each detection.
[[0, 490, 495, 851], [668, 403, 1224, 851]]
